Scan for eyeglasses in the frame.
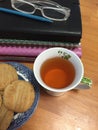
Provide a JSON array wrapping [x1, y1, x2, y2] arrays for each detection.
[[11, 0, 71, 21]]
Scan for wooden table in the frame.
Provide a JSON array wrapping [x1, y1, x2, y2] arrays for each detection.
[[18, 0, 98, 130]]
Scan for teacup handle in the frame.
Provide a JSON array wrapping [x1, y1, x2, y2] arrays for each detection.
[[75, 77, 92, 89]]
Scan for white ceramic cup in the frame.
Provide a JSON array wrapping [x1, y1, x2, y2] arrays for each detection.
[[33, 47, 92, 96]]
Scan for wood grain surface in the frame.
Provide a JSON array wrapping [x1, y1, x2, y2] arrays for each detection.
[[18, 0, 98, 130]]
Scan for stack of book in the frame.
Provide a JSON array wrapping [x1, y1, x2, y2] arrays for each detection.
[[0, 0, 82, 62]]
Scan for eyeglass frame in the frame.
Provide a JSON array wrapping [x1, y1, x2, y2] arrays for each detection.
[[11, 0, 71, 21]]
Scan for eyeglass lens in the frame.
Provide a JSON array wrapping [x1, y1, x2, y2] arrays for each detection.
[[43, 8, 65, 19], [14, 1, 35, 13]]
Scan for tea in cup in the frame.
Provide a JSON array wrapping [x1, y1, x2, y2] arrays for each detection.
[[33, 47, 92, 96]]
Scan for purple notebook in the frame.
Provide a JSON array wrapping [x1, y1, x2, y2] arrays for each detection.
[[0, 46, 82, 62]]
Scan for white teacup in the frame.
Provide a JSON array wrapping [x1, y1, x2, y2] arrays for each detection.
[[33, 47, 92, 96]]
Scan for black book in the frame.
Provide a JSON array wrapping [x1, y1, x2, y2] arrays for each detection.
[[0, 0, 82, 45]]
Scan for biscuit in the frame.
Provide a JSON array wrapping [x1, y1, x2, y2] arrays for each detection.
[[0, 95, 2, 108], [0, 63, 18, 90], [0, 90, 4, 96], [4, 80, 35, 113], [0, 104, 14, 130]]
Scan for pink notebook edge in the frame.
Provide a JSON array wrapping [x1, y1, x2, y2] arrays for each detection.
[[0, 45, 82, 62]]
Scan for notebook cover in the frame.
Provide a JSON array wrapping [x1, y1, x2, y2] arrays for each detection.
[[0, 38, 80, 47], [0, 45, 82, 58], [0, 0, 82, 43]]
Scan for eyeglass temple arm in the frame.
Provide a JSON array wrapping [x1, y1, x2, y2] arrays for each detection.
[[32, 0, 70, 10]]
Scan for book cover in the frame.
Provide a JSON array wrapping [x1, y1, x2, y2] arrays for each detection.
[[0, 38, 80, 47], [0, 0, 82, 44]]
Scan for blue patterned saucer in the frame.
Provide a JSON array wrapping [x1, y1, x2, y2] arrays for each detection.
[[4, 62, 40, 130]]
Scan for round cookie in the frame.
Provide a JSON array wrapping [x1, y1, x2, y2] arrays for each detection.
[[0, 63, 18, 90], [0, 95, 2, 108], [4, 80, 35, 113], [0, 103, 14, 130]]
